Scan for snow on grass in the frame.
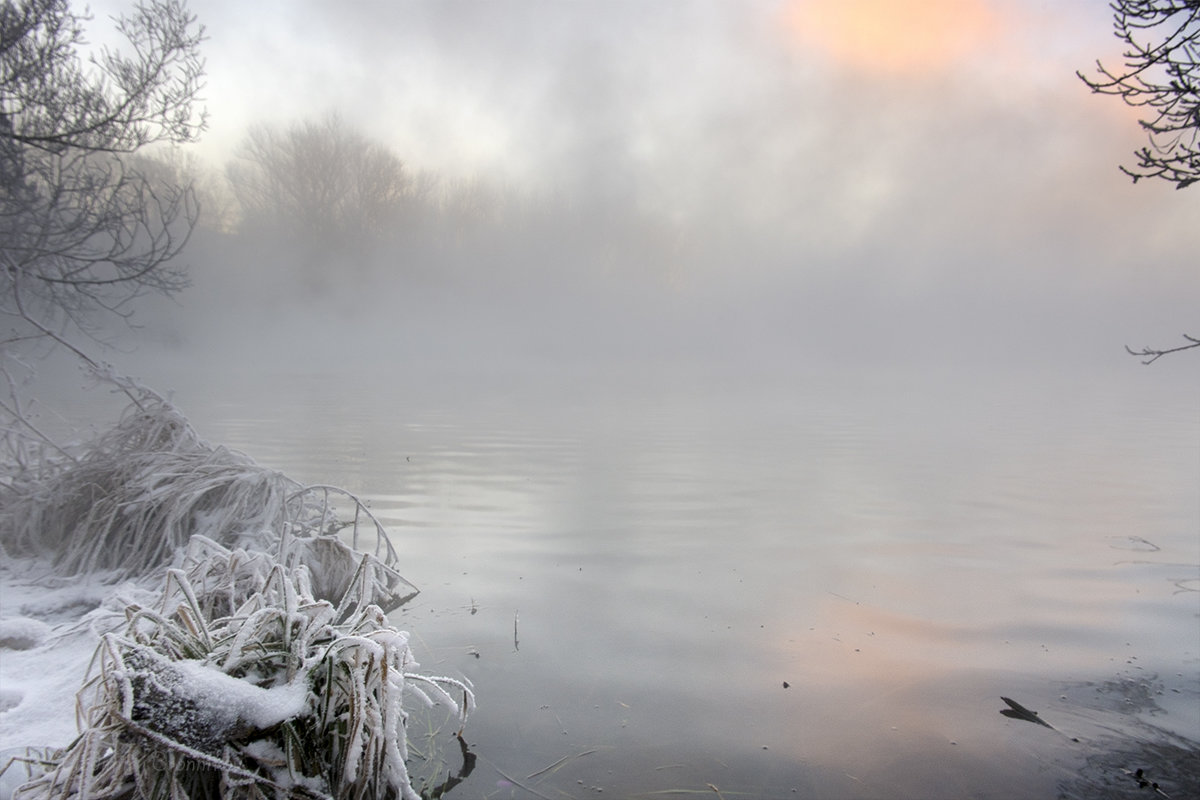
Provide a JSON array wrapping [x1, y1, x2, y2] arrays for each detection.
[[0, 399, 472, 800]]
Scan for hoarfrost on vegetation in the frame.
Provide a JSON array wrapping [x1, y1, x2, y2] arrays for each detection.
[[0, 398, 473, 799]]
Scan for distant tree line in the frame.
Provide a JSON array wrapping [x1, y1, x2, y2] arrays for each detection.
[[140, 115, 529, 256], [139, 113, 682, 294]]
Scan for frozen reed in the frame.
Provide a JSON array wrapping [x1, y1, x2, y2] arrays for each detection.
[[0, 398, 472, 799]]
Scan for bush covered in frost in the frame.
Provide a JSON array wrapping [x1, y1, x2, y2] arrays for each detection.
[[0, 398, 411, 608], [0, 399, 473, 799]]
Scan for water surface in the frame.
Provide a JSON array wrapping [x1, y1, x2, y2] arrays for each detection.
[[159, 363, 1199, 798]]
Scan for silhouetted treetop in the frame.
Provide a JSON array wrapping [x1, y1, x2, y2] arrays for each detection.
[[1079, 0, 1200, 189]]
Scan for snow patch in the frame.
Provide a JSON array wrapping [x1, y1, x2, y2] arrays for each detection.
[[0, 617, 51, 650], [0, 688, 21, 713], [173, 659, 310, 730]]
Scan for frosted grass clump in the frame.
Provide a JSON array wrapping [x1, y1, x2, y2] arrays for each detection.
[[0, 399, 416, 612], [14, 540, 472, 800], [0, 398, 473, 799]]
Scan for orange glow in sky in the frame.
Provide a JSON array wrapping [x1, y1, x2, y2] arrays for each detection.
[[783, 0, 1002, 74]]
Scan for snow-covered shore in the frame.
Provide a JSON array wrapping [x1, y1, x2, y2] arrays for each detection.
[[0, 562, 148, 796]]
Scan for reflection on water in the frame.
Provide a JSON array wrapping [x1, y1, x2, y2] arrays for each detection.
[[173, 367, 1197, 798]]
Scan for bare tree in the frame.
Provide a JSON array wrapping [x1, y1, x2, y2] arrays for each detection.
[[226, 114, 425, 243], [1078, 0, 1200, 189], [0, 0, 206, 353]]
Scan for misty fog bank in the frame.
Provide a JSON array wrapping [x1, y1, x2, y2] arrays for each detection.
[[49, 0, 1197, 416], [103, 218, 1193, 397]]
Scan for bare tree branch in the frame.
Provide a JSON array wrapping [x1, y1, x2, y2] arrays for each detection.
[[1125, 333, 1200, 363], [1079, 0, 1200, 189], [1, 0, 205, 346], [1, 0, 205, 450]]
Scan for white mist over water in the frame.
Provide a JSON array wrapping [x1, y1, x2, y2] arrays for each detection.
[[105, 357, 1196, 798]]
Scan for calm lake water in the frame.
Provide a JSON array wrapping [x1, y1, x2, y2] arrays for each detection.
[[116, 361, 1200, 798]]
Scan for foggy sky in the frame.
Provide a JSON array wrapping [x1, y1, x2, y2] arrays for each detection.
[[80, 0, 1200, 374], [109, 1, 1193, 260]]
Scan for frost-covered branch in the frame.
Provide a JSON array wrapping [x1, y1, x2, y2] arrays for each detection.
[[1, 0, 205, 353]]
